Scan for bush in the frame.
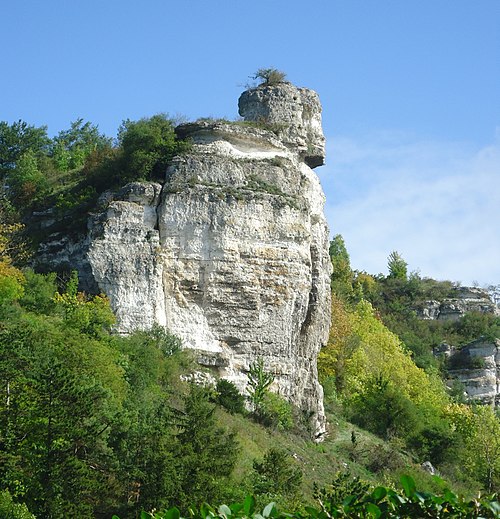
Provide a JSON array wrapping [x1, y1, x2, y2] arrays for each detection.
[[251, 448, 302, 500], [252, 68, 287, 86], [118, 114, 191, 181], [407, 417, 458, 464], [348, 375, 421, 440], [215, 379, 246, 414], [18, 270, 57, 313], [0, 490, 35, 519], [255, 392, 293, 430]]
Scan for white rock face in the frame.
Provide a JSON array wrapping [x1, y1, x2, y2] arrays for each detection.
[[87, 182, 167, 332], [415, 287, 500, 321], [40, 85, 332, 438], [238, 82, 326, 168], [446, 338, 500, 406]]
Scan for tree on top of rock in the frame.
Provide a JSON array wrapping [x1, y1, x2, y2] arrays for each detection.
[[252, 68, 287, 87]]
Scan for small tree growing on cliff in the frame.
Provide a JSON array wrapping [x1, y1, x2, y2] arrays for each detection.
[[252, 68, 287, 86], [246, 358, 274, 410]]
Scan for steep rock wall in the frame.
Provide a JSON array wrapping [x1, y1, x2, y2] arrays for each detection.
[[38, 83, 332, 438], [442, 338, 500, 406]]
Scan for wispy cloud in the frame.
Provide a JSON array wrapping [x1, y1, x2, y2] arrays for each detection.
[[318, 130, 500, 286]]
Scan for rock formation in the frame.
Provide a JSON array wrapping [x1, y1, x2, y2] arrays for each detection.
[[442, 338, 500, 406], [37, 81, 332, 438], [414, 286, 499, 321], [427, 287, 500, 406]]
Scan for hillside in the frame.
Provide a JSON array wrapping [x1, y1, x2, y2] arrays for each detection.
[[1, 74, 500, 517], [1, 265, 499, 517]]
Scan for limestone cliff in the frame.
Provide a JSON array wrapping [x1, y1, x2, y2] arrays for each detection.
[[428, 287, 500, 406], [415, 286, 499, 321], [37, 82, 331, 438], [438, 338, 500, 406]]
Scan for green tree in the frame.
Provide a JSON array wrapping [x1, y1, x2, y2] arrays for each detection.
[[387, 251, 408, 280], [214, 379, 246, 415], [0, 223, 25, 306], [5, 149, 50, 206], [329, 235, 354, 301], [105, 329, 189, 517], [118, 114, 190, 181], [246, 358, 274, 411], [252, 448, 302, 504], [349, 375, 421, 440], [0, 312, 126, 518], [447, 404, 500, 492], [172, 385, 239, 511], [50, 118, 112, 171], [53, 271, 116, 338], [0, 490, 35, 519], [0, 120, 49, 179]]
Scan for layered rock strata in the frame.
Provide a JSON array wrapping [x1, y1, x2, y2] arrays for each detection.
[[415, 286, 499, 321], [37, 83, 332, 438], [440, 338, 500, 406]]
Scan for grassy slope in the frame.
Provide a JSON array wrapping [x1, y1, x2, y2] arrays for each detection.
[[215, 402, 475, 505]]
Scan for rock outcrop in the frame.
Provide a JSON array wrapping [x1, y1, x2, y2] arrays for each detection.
[[415, 286, 499, 321], [427, 287, 500, 405], [238, 82, 325, 168], [36, 82, 331, 438], [443, 338, 500, 406]]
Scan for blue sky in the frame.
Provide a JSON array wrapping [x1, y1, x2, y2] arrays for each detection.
[[2, 0, 499, 286]]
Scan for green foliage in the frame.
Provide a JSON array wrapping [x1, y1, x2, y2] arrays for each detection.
[[361, 268, 485, 370], [312, 473, 500, 518], [0, 310, 126, 517], [252, 68, 287, 87], [50, 118, 112, 171], [406, 416, 458, 465], [118, 114, 191, 181], [448, 349, 487, 370], [349, 375, 421, 440], [245, 360, 292, 430], [0, 120, 50, 178], [18, 270, 57, 313], [454, 311, 500, 344], [0, 264, 248, 517], [329, 235, 354, 301], [53, 288, 116, 338], [387, 251, 408, 280], [0, 226, 25, 306], [0, 490, 35, 519], [0, 115, 191, 248], [446, 404, 500, 492], [0, 267, 24, 306], [251, 448, 302, 504], [5, 149, 50, 206], [122, 474, 500, 518], [130, 323, 183, 357], [246, 358, 274, 410], [172, 384, 240, 511], [254, 392, 293, 431], [215, 379, 246, 415]]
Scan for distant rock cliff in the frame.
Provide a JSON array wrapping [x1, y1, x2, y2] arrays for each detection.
[[37, 82, 331, 438], [415, 286, 499, 321], [428, 287, 500, 406], [438, 338, 500, 406]]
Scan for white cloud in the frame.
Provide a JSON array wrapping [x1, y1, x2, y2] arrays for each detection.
[[317, 130, 500, 286]]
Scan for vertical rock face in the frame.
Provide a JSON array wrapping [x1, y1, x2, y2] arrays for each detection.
[[443, 338, 500, 406], [39, 83, 332, 438], [238, 83, 326, 168]]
